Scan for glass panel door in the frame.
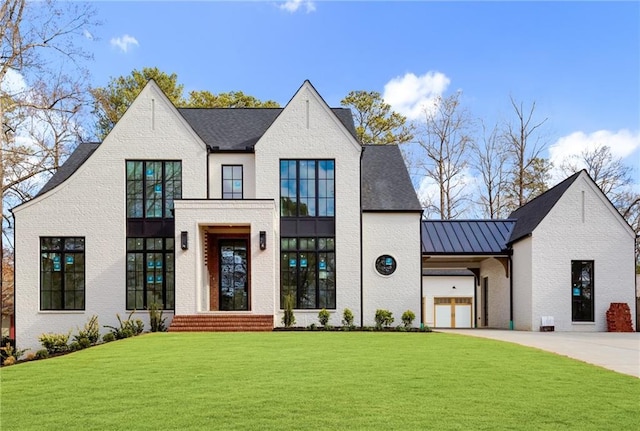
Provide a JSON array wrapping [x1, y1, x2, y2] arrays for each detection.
[[219, 240, 248, 311]]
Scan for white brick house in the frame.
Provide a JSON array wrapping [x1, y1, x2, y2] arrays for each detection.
[[12, 80, 423, 350], [422, 171, 637, 331]]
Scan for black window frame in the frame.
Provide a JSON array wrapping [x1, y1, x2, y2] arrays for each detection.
[[40, 237, 86, 311], [222, 164, 243, 199], [571, 260, 594, 322], [280, 159, 335, 218], [280, 237, 336, 310], [126, 237, 175, 311], [126, 160, 182, 219]]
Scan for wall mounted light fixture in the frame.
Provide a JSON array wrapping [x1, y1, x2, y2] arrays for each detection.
[[181, 231, 188, 250], [259, 231, 267, 250]]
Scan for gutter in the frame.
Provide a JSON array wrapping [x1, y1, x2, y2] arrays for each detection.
[[509, 254, 514, 330]]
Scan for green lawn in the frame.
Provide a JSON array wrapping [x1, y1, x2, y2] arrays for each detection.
[[1, 332, 638, 430]]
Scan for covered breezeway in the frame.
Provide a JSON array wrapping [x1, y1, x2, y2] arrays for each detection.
[[421, 220, 515, 330]]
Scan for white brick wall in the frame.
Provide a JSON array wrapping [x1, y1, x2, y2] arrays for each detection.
[[13, 82, 208, 350], [480, 258, 513, 329], [528, 174, 636, 331], [208, 153, 256, 199], [362, 212, 422, 327]]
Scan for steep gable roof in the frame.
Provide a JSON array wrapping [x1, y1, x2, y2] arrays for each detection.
[[361, 145, 422, 211], [508, 170, 582, 243], [422, 219, 516, 254], [178, 107, 357, 151], [37, 143, 100, 196]]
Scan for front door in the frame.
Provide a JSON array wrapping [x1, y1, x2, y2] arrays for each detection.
[[219, 240, 248, 311]]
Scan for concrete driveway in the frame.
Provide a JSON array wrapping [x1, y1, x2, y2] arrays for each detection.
[[435, 329, 640, 378]]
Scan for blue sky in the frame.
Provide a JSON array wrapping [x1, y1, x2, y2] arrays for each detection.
[[90, 0, 639, 190]]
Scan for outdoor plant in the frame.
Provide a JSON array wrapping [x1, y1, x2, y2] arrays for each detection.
[[148, 302, 167, 332], [401, 310, 416, 328], [104, 311, 145, 339], [342, 308, 354, 329], [374, 309, 394, 330], [35, 349, 49, 360], [38, 332, 71, 355], [74, 315, 100, 346], [318, 308, 330, 327], [1, 342, 27, 365], [282, 293, 296, 328], [102, 333, 115, 343]]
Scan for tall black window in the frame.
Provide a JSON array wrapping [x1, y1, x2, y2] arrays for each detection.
[[40, 237, 85, 310], [280, 160, 334, 217], [280, 237, 335, 309], [126, 237, 175, 310], [572, 261, 594, 322], [222, 165, 243, 199], [126, 161, 182, 218]]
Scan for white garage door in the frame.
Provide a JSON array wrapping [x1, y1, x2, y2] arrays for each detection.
[[434, 297, 473, 328]]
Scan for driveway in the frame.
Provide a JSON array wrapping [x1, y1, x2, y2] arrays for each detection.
[[435, 329, 640, 378]]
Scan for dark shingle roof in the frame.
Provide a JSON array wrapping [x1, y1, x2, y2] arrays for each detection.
[[37, 143, 100, 196], [508, 171, 582, 243], [361, 145, 422, 211], [421, 219, 516, 254], [178, 107, 357, 150]]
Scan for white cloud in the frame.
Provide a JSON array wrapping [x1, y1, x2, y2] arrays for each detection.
[[110, 34, 139, 53], [548, 129, 640, 182], [383, 71, 451, 121], [278, 0, 316, 13], [0, 68, 28, 94]]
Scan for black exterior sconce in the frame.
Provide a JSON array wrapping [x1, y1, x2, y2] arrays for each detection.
[[259, 231, 267, 250], [181, 231, 188, 250]]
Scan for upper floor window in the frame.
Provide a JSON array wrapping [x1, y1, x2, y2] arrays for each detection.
[[572, 260, 594, 322], [280, 160, 334, 217], [40, 237, 85, 310], [222, 165, 243, 199], [126, 161, 182, 218]]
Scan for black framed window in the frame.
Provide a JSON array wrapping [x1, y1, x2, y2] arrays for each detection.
[[40, 237, 85, 310], [222, 165, 243, 199], [280, 237, 335, 309], [280, 160, 334, 217], [572, 260, 594, 322], [126, 161, 182, 218], [126, 237, 175, 310]]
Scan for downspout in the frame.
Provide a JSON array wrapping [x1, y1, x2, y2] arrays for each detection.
[[206, 147, 211, 199], [359, 147, 365, 328], [509, 254, 514, 330], [419, 213, 424, 329]]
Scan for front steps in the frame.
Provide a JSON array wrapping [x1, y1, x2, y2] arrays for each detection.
[[168, 314, 274, 332]]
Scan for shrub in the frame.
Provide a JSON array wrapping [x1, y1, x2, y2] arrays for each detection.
[[104, 311, 145, 339], [318, 308, 330, 327], [23, 352, 36, 361], [374, 309, 394, 330], [401, 310, 416, 328], [282, 293, 296, 328], [342, 308, 354, 329], [0, 337, 15, 364], [395, 325, 407, 332], [38, 332, 70, 354], [148, 302, 167, 332], [3, 356, 15, 366], [75, 315, 100, 345], [35, 349, 50, 360], [102, 333, 115, 343], [307, 323, 318, 331]]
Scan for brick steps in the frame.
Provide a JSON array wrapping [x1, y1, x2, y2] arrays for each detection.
[[168, 314, 274, 332]]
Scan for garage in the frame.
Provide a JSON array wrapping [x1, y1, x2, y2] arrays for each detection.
[[434, 297, 473, 328]]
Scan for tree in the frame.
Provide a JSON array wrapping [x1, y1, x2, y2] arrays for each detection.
[[92, 69, 281, 139], [91, 67, 185, 139], [417, 92, 473, 219], [340, 90, 413, 145], [503, 97, 553, 211], [471, 122, 510, 219], [1, 0, 97, 333], [187, 90, 279, 108]]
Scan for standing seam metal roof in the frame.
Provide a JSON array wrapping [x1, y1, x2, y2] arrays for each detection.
[[421, 220, 516, 254]]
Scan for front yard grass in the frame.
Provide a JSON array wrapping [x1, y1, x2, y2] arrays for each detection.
[[1, 332, 638, 430]]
